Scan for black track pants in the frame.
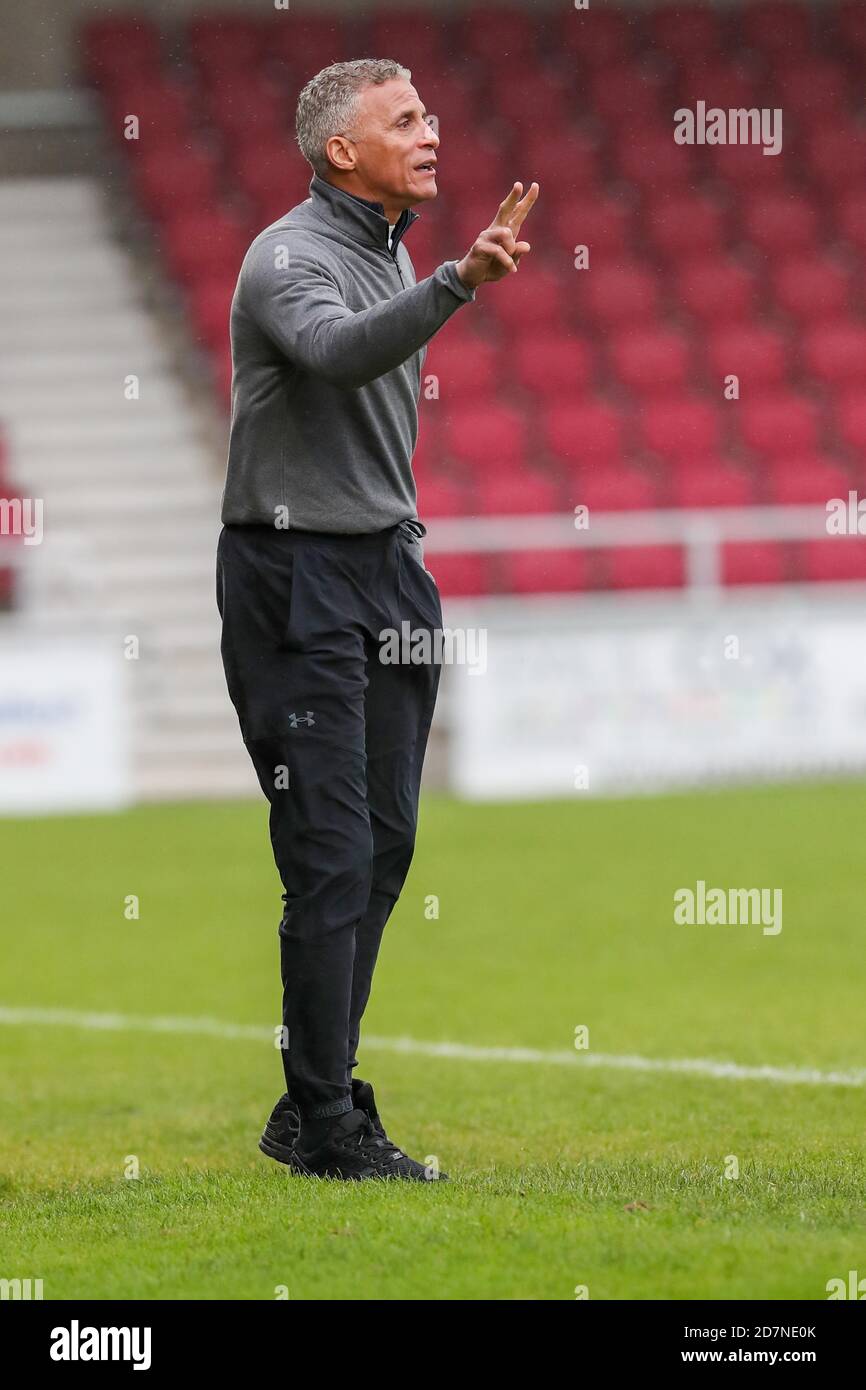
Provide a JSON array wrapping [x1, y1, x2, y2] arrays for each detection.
[[216, 520, 442, 1119]]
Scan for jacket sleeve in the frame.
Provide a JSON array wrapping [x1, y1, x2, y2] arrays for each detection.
[[242, 238, 476, 389]]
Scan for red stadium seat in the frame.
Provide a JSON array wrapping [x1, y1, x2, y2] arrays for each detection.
[[104, 79, 195, 146], [552, 195, 633, 259], [616, 126, 695, 190], [742, 191, 821, 256], [739, 393, 822, 458], [543, 399, 625, 469], [188, 278, 236, 351], [495, 72, 572, 129], [425, 552, 489, 597], [555, 8, 636, 67], [777, 64, 853, 127], [507, 549, 591, 594], [837, 0, 866, 56], [578, 466, 657, 512], [369, 11, 450, 68], [652, 5, 723, 64], [462, 5, 538, 63], [800, 539, 866, 582], [645, 191, 726, 261], [603, 546, 685, 590], [518, 130, 600, 201], [837, 392, 866, 452], [674, 58, 761, 111], [133, 147, 221, 221], [803, 322, 866, 389], [676, 257, 759, 326], [611, 327, 693, 395], [640, 396, 724, 463], [487, 265, 569, 334], [443, 402, 528, 474], [836, 192, 866, 253], [440, 138, 508, 201], [476, 471, 563, 516], [722, 542, 788, 585], [412, 74, 477, 132], [804, 126, 866, 192], [765, 456, 851, 506], [739, 1, 813, 56], [267, 16, 351, 73], [670, 463, 757, 509], [80, 16, 162, 87], [771, 255, 852, 323], [187, 16, 264, 75], [708, 143, 789, 189], [705, 325, 789, 390], [206, 75, 289, 147], [162, 209, 248, 286], [413, 472, 474, 518], [590, 66, 667, 126], [424, 335, 501, 403], [513, 333, 594, 399], [584, 262, 660, 327], [233, 138, 313, 223]]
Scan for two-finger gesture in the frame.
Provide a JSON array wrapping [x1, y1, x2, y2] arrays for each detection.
[[456, 181, 540, 289]]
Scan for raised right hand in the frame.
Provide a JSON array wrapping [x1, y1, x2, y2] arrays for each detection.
[[455, 182, 540, 289]]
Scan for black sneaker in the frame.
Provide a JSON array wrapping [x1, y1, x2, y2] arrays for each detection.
[[351, 1077, 387, 1139], [293, 1107, 447, 1182], [259, 1092, 301, 1168], [258, 1086, 388, 1166], [352, 1078, 447, 1179]]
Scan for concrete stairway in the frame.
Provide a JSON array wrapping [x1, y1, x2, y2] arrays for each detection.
[[0, 176, 258, 801]]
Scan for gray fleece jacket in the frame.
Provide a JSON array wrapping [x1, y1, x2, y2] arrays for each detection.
[[220, 173, 476, 532]]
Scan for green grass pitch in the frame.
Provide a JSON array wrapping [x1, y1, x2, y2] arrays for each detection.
[[1, 782, 864, 1300]]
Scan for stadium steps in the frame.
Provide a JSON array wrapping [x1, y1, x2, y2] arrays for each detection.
[[0, 175, 254, 802]]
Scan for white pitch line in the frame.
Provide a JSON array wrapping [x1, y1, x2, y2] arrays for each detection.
[[1, 1005, 863, 1089]]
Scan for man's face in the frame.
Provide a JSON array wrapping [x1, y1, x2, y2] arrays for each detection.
[[337, 78, 439, 213]]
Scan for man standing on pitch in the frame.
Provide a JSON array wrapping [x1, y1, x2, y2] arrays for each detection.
[[217, 59, 538, 1180]]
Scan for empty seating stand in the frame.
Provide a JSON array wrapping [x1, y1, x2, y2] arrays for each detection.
[[80, 3, 866, 598]]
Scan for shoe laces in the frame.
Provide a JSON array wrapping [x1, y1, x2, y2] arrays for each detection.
[[341, 1114, 407, 1169]]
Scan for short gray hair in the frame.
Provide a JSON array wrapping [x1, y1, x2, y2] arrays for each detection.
[[295, 59, 412, 177]]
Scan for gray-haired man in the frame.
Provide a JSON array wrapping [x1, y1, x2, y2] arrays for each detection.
[[217, 59, 538, 1180]]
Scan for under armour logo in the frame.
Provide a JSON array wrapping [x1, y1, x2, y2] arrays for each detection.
[[288, 711, 315, 728]]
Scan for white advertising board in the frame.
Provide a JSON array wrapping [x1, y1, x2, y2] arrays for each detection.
[[448, 588, 866, 799], [0, 637, 131, 814]]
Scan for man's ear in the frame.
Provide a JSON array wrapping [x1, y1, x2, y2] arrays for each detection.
[[324, 134, 357, 174]]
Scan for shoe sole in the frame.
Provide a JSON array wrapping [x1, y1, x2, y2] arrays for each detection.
[[259, 1132, 304, 1170], [289, 1155, 448, 1182], [260, 1127, 449, 1183]]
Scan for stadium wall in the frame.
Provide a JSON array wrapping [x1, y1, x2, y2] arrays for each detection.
[[0, 0, 847, 97]]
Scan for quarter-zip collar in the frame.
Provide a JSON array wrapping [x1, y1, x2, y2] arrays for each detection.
[[309, 172, 419, 259]]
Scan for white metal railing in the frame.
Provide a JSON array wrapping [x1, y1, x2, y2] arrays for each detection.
[[0, 505, 849, 594], [0, 90, 98, 130], [425, 505, 837, 589]]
